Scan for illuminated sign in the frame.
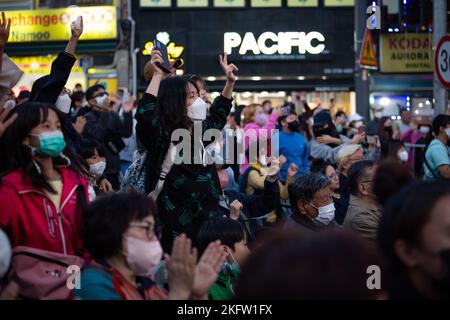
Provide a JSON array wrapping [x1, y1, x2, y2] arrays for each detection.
[[10, 55, 83, 74], [7, 6, 117, 43], [142, 32, 185, 65], [224, 32, 326, 56]]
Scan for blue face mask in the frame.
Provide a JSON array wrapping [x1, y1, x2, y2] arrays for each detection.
[[220, 248, 240, 274], [30, 131, 66, 158]]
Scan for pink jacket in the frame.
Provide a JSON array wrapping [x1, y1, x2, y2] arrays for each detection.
[[401, 129, 422, 169], [241, 113, 278, 173], [0, 167, 89, 256]]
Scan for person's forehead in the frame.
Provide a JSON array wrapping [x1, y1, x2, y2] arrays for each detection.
[[314, 186, 330, 199]]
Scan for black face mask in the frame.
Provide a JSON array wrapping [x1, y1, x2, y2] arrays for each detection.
[[288, 121, 300, 132]]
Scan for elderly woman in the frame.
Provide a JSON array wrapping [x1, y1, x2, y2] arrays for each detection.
[[73, 191, 226, 300]]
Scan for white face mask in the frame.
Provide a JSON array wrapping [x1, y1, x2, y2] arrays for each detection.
[[89, 161, 106, 177], [446, 128, 450, 139], [187, 97, 208, 121], [398, 150, 409, 162], [95, 94, 108, 107], [55, 94, 72, 114], [126, 237, 163, 276], [312, 202, 335, 225], [419, 126, 430, 135], [259, 155, 268, 167]]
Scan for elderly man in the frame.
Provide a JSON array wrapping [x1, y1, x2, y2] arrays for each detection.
[[344, 160, 382, 244], [285, 172, 338, 233]]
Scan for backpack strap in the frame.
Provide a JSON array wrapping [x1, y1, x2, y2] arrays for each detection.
[[424, 144, 440, 179]]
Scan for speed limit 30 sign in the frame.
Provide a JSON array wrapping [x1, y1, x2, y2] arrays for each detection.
[[436, 35, 450, 89]]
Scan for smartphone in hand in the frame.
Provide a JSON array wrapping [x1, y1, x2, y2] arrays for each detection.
[[153, 39, 171, 73]]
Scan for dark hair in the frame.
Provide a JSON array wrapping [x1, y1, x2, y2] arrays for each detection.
[[70, 91, 85, 113], [82, 191, 157, 260], [348, 160, 375, 196], [79, 139, 106, 159], [378, 181, 450, 271], [373, 160, 414, 207], [235, 230, 383, 299], [196, 217, 245, 256], [262, 100, 271, 106], [189, 74, 208, 92], [432, 114, 450, 136], [400, 108, 410, 115], [0, 102, 86, 193], [310, 158, 333, 176], [335, 110, 346, 119], [157, 76, 197, 133], [378, 117, 393, 141], [299, 111, 314, 141], [85, 84, 105, 101], [387, 140, 405, 160], [288, 173, 330, 213]]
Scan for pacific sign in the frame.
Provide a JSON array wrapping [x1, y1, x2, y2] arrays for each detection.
[[224, 31, 326, 55]]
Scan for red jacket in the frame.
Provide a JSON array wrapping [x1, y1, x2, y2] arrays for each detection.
[[0, 167, 89, 256]]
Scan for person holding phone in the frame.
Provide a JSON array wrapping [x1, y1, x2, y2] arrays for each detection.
[[135, 49, 238, 253]]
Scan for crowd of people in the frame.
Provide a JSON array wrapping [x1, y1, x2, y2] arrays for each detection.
[[0, 12, 450, 300]]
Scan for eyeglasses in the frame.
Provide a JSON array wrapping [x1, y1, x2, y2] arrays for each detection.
[[129, 223, 160, 240]]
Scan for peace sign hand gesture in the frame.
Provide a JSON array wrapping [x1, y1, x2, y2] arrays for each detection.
[[219, 54, 239, 82]]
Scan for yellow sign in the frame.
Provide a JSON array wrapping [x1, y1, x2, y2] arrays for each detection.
[[287, 0, 318, 7], [251, 0, 282, 7], [140, 0, 172, 7], [88, 78, 118, 94], [142, 40, 185, 66], [10, 55, 83, 74], [7, 6, 117, 43], [177, 0, 208, 7], [324, 0, 354, 6], [380, 33, 433, 73], [214, 0, 245, 7], [360, 29, 377, 69]]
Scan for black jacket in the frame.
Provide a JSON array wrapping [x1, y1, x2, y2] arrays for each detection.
[[30, 51, 75, 104], [29, 51, 82, 150], [83, 109, 133, 174]]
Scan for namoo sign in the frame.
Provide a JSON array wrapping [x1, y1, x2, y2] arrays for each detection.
[[224, 31, 326, 55]]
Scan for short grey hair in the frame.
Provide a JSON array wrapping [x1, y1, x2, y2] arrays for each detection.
[[337, 144, 363, 171], [288, 172, 331, 211]]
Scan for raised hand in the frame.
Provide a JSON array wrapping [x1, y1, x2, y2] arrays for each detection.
[[219, 54, 239, 82], [165, 234, 197, 300], [279, 155, 287, 168], [122, 95, 135, 113], [73, 116, 87, 134], [266, 156, 281, 178], [191, 240, 227, 299], [99, 178, 113, 193], [0, 12, 11, 49], [287, 162, 299, 178], [230, 200, 243, 221], [70, 16, 83, 39], [0, 96, 17, 138]]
